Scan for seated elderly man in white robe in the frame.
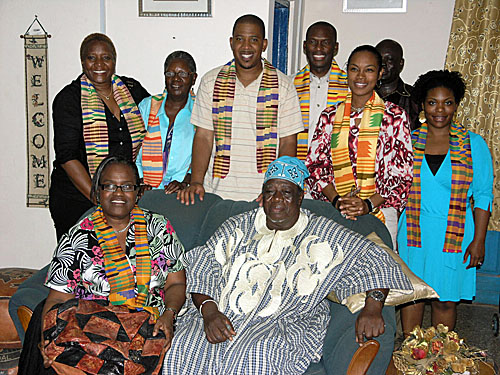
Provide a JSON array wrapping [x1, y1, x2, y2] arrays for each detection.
[[164, 156, 412, 375]]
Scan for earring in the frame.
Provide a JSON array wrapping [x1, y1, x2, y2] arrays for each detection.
[[376, 79, 382, 88], [419, 110, 426, 123]]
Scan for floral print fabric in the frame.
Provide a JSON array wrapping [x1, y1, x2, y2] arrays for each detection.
[[306, 101, 413, 211], [45, 209, 184, 315]]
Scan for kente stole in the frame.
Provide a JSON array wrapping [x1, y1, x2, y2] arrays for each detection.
[[330, 91, 385, 222], [294, 61, 348, 160], [142, 92, 167, 187], [90, 205, 159, 319], [81, 74, 146, 176], [212, 59, 278, 178], [406, 122, 473, 253]]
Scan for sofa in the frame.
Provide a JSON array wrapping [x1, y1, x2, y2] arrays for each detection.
[[9, 190, 396, 374]]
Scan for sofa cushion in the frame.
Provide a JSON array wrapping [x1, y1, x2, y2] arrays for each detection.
[[138, 190, 222, 250], [301, 199, 393, 249], [198, 199, 259, 247], [328, 232, 437, 313], [195, 197, 393, 251]]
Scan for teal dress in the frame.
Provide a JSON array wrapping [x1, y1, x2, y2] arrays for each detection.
[[397, 132, 493, 301]]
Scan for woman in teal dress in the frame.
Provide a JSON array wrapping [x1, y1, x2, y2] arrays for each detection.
[[397, 70, 493, 334]]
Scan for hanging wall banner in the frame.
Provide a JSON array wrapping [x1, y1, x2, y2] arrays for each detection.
[[22, 17, 51, 207]]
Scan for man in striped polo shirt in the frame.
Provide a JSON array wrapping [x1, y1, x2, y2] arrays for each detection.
[[178, 14, 303, 204]]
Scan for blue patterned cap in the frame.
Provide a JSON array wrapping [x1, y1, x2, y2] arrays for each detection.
[[264, 156, 310, 190]]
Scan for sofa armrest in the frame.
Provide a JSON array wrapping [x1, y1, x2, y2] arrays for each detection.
[[8, 265, 50, 343], [18, 305, 33, 333], [347, 340, 380, 375]]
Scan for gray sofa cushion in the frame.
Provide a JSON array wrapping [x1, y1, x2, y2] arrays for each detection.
[[199, 199, 259, 246], [198, 198, 392, 250], [301, 199, 393, 249], [138, 190, 222, 251], [139, 191, 392, 251]]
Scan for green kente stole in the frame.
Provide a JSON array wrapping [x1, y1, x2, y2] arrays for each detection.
[[91, 205, 159, 319]]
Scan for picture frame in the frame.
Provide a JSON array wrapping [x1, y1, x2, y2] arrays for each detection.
[[342, 0, 407, 13], [139, 0, 212, 17]]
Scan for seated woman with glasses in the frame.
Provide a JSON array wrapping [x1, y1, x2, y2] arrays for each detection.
[[136, 51, 198, 194], [19, 156, 186, 375]]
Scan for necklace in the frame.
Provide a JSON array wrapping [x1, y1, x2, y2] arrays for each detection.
[[98, 87, 113, 100], [115, 217, 132, 234], [351, 105, 365, 112]]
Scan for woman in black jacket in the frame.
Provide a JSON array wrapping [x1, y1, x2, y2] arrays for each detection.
[[49, 33, 149, 239]]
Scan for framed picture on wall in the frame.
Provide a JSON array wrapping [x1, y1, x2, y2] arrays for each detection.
[[343, 0, 407, 13], [139, 0, 212, 17]]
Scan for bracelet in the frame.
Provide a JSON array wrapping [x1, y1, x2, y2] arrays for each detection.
[[164, 307, 178, 320], [364, 198, 373, 213], [199, 299, 218, 315], [331, 195, 340, 209]]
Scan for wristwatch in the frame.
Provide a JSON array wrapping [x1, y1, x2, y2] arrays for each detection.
[[366, 290, 386, 304]]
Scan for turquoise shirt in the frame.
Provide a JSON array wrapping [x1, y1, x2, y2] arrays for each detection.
[[136, 93, 195, 189]]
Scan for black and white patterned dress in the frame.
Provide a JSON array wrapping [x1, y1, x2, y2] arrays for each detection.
[[45, 208, 184, 315]]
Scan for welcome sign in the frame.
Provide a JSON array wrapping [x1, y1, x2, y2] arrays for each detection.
[[22, 17, 50, 207]]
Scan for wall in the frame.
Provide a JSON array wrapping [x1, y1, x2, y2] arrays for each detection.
[[299, 0, 456, 85], [0, 0, 269, 268], [0, 1, 101, 269], [106, 1, 269, 94], [0, 0, 455, 269]]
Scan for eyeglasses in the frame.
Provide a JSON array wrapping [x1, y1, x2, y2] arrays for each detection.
[[99, 184, 139, 192], [164, 71, 192, 79]]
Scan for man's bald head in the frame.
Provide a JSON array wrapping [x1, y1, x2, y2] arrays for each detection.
[[376, 39, 403, 59], [306, 21, 337, 42], [303, 21, 338, 77], [376, 39, 404, 84]]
